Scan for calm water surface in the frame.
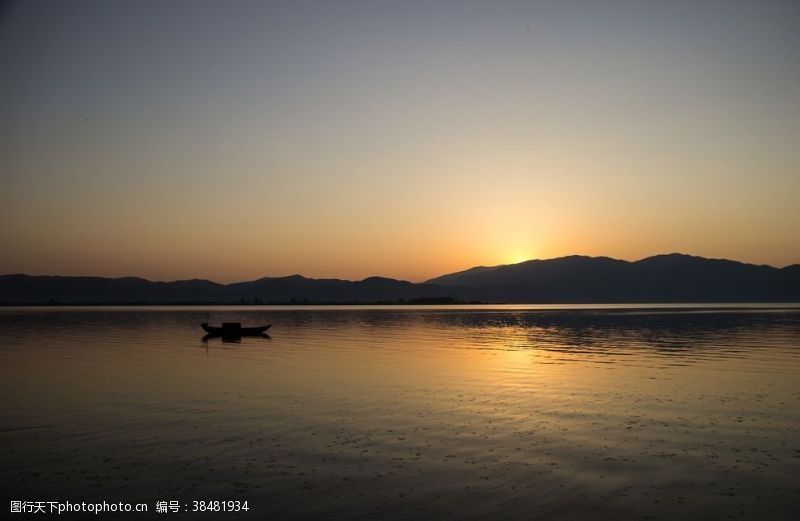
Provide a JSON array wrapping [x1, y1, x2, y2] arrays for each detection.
[[1, 306, 799, 519]]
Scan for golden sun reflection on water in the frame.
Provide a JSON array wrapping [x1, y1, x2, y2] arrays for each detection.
[[1, 307, 799, 520]]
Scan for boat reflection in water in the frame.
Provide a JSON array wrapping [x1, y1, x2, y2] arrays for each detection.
[[201, 333, 271, 344]]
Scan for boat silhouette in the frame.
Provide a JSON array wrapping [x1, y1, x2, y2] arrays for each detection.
[[201, 322, 272, 336]]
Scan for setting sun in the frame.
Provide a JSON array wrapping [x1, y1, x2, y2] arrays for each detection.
[[2, 2, 799, 283], [505, 251, 535, 266]]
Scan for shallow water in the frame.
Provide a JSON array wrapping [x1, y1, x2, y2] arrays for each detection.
[[1, 305, 799, 519]]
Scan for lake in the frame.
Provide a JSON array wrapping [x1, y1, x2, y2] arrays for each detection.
[[1, 305, 799, 519]]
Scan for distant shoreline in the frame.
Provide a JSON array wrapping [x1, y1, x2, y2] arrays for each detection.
[[2, 302, 799, 309], [0, 297, 481, 306]]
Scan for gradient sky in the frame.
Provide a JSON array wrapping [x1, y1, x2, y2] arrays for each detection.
[[1, 0, 799, 283]]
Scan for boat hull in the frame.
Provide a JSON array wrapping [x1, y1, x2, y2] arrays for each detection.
[[201, 323, 271, 336]]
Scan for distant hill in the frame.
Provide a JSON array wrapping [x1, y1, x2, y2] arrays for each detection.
[[0, 273, 461, 304], [426, 253, 800, 303], [1, 254, 799, 304]]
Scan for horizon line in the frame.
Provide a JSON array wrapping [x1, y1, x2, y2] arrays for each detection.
[[2, 252, 798, 286]]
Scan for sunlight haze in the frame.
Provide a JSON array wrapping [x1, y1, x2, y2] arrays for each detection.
[[2, 1, 799, 282]]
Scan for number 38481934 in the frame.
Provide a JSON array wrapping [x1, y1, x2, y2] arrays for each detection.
[[192, 500, 249, 512]]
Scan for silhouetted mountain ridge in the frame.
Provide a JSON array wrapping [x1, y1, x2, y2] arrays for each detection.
[[1, 253, 798, 304], [0, 273, 457, 304], [425, 253, 799, 302]]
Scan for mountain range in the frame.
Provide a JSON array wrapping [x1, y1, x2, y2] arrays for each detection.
[[1, 254, 799, 304]]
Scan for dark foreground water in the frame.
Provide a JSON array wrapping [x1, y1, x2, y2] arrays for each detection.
[[1, 305, 799, 520]]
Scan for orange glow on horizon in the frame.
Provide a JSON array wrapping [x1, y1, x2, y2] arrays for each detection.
[[1, 2, 799, 283]]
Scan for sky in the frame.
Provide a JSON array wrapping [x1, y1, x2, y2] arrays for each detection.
[[1, 0, 799, 283]]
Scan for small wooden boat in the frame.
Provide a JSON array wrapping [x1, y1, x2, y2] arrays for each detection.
[[201, 322, 271, 336]]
